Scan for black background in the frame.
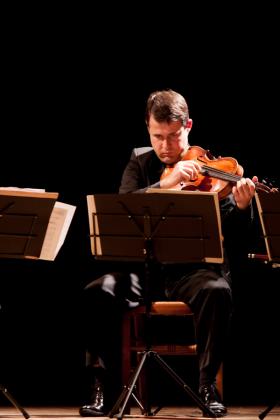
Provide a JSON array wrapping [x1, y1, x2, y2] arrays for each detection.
[[0, 5, 279, 408]]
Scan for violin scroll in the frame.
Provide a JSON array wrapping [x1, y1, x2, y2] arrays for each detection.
[[256, 178, 279, 193]]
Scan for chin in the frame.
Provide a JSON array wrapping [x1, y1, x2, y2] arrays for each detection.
[[160, 156, 175, 165]]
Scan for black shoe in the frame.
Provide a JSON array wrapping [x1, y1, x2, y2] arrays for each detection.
[[199, 384, 227, 418], [79, 379, 107, 417]]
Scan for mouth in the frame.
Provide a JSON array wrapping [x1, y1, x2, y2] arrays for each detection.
[[161, 152, 172, 158]]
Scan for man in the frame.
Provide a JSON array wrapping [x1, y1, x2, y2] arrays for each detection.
[[80, 89, 256, 417]]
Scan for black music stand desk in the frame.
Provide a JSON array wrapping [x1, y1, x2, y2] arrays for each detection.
[[255, 191, 280, 420], [0, 189, 58, 418], [87, 190, 224, 418]]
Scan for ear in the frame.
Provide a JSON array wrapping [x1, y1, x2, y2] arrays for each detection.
[[186, 118, 192, 131], [186, 119, 193, 130]]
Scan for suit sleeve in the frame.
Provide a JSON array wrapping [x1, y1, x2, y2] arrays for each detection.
[[119, 149, 161, 193]]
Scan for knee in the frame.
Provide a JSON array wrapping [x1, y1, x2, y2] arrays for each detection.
[[83, 272, 142, 307], [203, 278, 232, 303]]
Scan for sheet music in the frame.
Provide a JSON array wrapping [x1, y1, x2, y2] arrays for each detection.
[[39, 202, 76, 261], [0, 188, 75, 260]]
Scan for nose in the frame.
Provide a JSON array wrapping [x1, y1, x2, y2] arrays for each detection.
[[161, 138, 172, 147]]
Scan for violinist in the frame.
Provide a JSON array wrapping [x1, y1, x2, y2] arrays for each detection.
[[80, 89, 256, 418]]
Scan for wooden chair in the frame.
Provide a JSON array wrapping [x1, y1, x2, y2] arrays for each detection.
[[122, 301, 223, 405]]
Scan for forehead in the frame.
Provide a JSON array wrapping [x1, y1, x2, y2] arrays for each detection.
[[148, 115, 183, 133]]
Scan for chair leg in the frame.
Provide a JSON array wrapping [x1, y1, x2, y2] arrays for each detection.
[[216, 364, 223, 399]]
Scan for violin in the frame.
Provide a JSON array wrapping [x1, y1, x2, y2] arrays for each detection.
[[160, 145, 275, 199]]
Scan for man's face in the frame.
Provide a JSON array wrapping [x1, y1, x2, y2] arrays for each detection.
[[147, 115, 191, 165]]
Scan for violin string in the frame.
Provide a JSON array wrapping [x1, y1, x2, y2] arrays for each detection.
[[201, 165, 241, 182], [201, 165, 272, 192]]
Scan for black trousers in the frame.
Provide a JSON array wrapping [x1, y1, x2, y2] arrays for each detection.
[[82, 265, 232, 396]]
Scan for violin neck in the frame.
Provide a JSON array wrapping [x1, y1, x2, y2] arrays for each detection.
[[201, 165, 272, 193], [200, 165, 241, 183]]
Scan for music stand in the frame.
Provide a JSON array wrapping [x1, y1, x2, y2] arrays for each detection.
[[255, 191, 280, 420], [0, 189, 58, 418], [87, 190, 224, 418]]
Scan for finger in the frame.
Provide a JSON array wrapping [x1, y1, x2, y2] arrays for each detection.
[[237, 178, 255, 197]]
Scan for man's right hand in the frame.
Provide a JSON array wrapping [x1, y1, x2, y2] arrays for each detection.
[[160, 159, 201, 189]]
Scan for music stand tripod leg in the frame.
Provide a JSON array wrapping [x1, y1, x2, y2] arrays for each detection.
[[0, 384, 30, 419], [259, 401, 279, 420], [109, 351, 148, 419], [109, 350, 216, 419], [150, 351, 216, 417]]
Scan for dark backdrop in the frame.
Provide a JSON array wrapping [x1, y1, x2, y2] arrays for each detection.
[[1, 6, 279, 408]]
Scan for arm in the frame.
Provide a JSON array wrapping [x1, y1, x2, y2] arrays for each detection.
[[221, 176, 256, 230]]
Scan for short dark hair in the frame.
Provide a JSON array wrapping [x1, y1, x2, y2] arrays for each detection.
[[145, 89, 189, 126]]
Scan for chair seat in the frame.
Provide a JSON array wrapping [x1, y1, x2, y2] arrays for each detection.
[[151, 301, 193, 315]]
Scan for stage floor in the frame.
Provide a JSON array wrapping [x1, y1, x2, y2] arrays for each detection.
[[0, 406, 279, 420]]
